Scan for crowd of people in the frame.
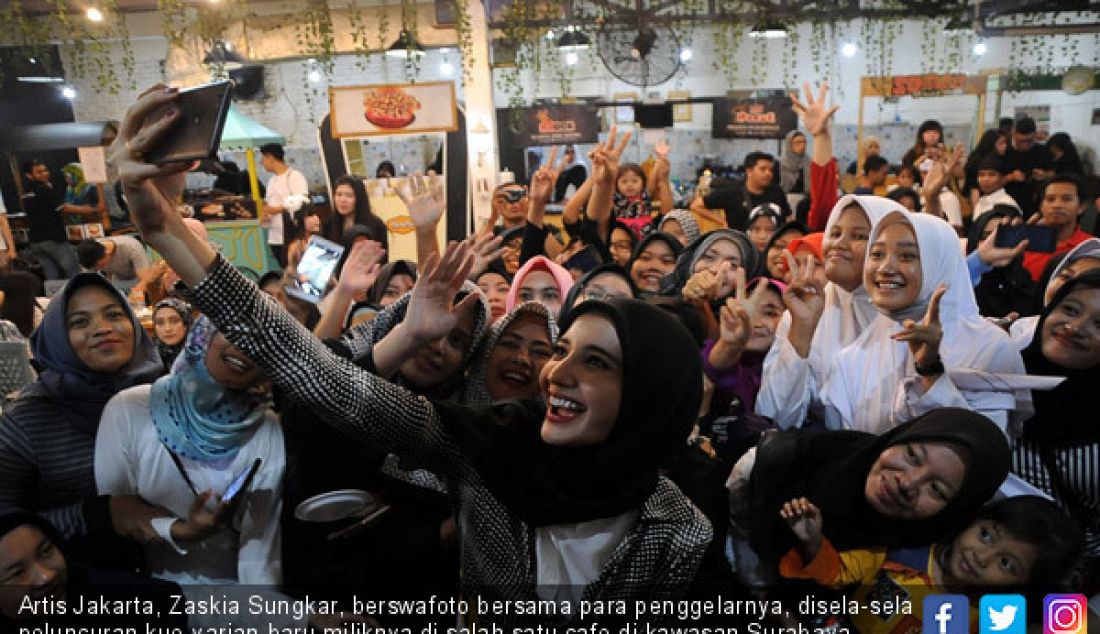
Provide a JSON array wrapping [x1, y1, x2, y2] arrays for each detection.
[[1, 80, 1099, 630]]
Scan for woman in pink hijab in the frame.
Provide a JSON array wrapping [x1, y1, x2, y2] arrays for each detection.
[[506, 256, 574, 317]]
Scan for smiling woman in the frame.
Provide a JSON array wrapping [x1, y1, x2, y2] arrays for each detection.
[[0, 274, 163, 566], [820, 211, 1030, 436]]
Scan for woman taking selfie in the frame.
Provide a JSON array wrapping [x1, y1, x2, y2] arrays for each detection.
[[110, 85, 712, 609]]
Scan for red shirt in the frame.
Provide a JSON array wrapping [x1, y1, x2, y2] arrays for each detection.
[[808, 158, 839, 232], [1022, 226, 1094, 281]]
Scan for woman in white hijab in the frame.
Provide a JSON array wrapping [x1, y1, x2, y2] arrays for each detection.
[[820, 210, 1029, 436], [755, 195, 901, 429]]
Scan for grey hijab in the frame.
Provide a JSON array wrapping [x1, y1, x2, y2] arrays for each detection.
[[780, 130, 811, 194]]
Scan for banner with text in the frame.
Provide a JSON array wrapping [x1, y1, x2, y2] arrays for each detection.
[[511, 105, 600, 146], [711, 96, 797, 139]]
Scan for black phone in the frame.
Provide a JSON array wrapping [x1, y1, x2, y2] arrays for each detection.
[[995, 224, 1057, 253], [564, 244, 603, 274], [222, 458, 262, 505], [145, 80, 234, 165]]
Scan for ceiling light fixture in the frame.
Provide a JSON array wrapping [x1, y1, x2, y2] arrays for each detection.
[[749, 21, 788, 39], [385, 30, 426, 58], [86, 7, 104, 22]]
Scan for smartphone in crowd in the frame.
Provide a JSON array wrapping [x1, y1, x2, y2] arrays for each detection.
[[285, 235, 345, 304], [995, 224, 1057, 253], [144, 80, 234, 165], [222, 458, 262, 506]]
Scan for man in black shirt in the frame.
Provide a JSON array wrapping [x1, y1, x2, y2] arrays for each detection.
[[1001, 117, 1054, 213], [692, 151, 791, 231], [20, 159, 98, 280]]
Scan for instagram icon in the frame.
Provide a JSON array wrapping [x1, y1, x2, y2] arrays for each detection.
[[1045, 595, 1088, 634]]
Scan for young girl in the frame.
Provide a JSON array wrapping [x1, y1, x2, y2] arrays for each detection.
[[746, 204, 783, 253], [629, 232, 682, 294], [820, 211, 1028, 435], [780, 495, 1081, 633], [1010, 238, 1100, 348], [732, 409, 1011, 572]]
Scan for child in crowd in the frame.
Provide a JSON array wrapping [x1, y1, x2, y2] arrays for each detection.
[[780, 495, 1082, 633], [972, 154, 1020, 222]]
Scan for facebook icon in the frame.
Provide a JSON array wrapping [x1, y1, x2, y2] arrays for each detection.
[[925, 595, 970, 634]]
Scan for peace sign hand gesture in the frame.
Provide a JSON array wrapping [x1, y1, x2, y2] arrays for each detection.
[[589, 125, 633, 183], [782, 251, 825, 327], [790, 81, 839, 137], [891, 284, 946, 371], [530, 146, 570, 205]]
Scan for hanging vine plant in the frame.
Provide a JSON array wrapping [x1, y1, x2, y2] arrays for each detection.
[[0, 0, 137, 93], [448, 0, 475, 83]]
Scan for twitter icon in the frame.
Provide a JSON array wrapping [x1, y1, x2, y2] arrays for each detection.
[[982, 595, 1027, 634]]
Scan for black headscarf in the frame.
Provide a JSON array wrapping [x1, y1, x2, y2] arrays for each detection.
[[1021, 270, 1100, 446], [966, 205, 1034, 318], [366, 260, 418, 308], [436, 298, 702, 527], [0, 510, 63, 545], [748, 408, 1010, 563], [763, 221, 808, 277], [628, 232, 684, 296], [659, 229, 760, 296], [558, 262, 637, 323], [23, 274, 163, 433]]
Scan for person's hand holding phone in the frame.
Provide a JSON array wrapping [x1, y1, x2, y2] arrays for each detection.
[[171, 490, 232, 543], [977, 222, 1029, 267]]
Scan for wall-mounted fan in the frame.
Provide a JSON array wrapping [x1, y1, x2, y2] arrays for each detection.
[[596, 20, 682, 87]]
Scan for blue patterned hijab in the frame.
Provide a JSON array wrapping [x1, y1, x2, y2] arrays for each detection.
[[150, 316, 268, 462]]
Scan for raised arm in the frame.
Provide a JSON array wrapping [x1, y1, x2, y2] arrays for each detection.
[[562, 178, 594, 228], [588, 126, 633, 236], [651, 141, 675, 217], [791, 82, 840, 231], [400, 174, 446, 266], [525, 147, 567, 262], [312, 240, 384, 340]]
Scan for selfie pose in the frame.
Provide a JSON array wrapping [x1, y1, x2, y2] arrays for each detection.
[[111, 86, 711, 610]]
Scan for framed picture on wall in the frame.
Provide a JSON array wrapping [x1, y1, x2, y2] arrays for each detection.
[[612, 92, 638, 124], [330, 82, 459, 137], [668, 90, 692, 122]]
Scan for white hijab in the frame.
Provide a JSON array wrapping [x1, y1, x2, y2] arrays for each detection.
[[823, 211, 1029, 434], [806, 195, 906, 376]]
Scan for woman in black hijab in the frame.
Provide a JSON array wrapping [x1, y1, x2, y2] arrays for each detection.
[[966, 204, 1034, 318], [559, 262, 637, 323], [365, 260, 418, 309], [1012, 270, 1100, 583], [738, 407, 1010, 570]]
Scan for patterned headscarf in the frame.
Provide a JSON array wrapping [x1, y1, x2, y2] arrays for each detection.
[[150, 316, 268, 462], [462, 302, 558, 405], [151, 298, 194, 371]]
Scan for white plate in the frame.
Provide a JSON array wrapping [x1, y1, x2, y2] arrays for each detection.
[[295, 489, 376, 523]]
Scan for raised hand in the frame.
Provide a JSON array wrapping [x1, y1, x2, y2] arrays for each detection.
[[654, 140, 670, 162], [463, 231, 505, 280], [402, 241, 478, 344], [790, 82, 839, 137], [892, 284, 946, 369], [779, 497, 823, 546], [589, 124, 633, 183], [718, 297, 752, 351], [398, 173, 446, 231], [976, 223, 1028, 268], [529, 146, 570, 205], [108, 85, 192, 236], [782, 251, 825, 326], [336, 240, 386, 296]]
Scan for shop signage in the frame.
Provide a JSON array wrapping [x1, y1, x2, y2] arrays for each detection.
[[330, 82, 458, 137], [511, 105, 600, 146], [711, 96, 797, 139]]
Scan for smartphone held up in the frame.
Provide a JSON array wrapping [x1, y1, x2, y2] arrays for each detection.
[[144, 80, 234, 165]]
